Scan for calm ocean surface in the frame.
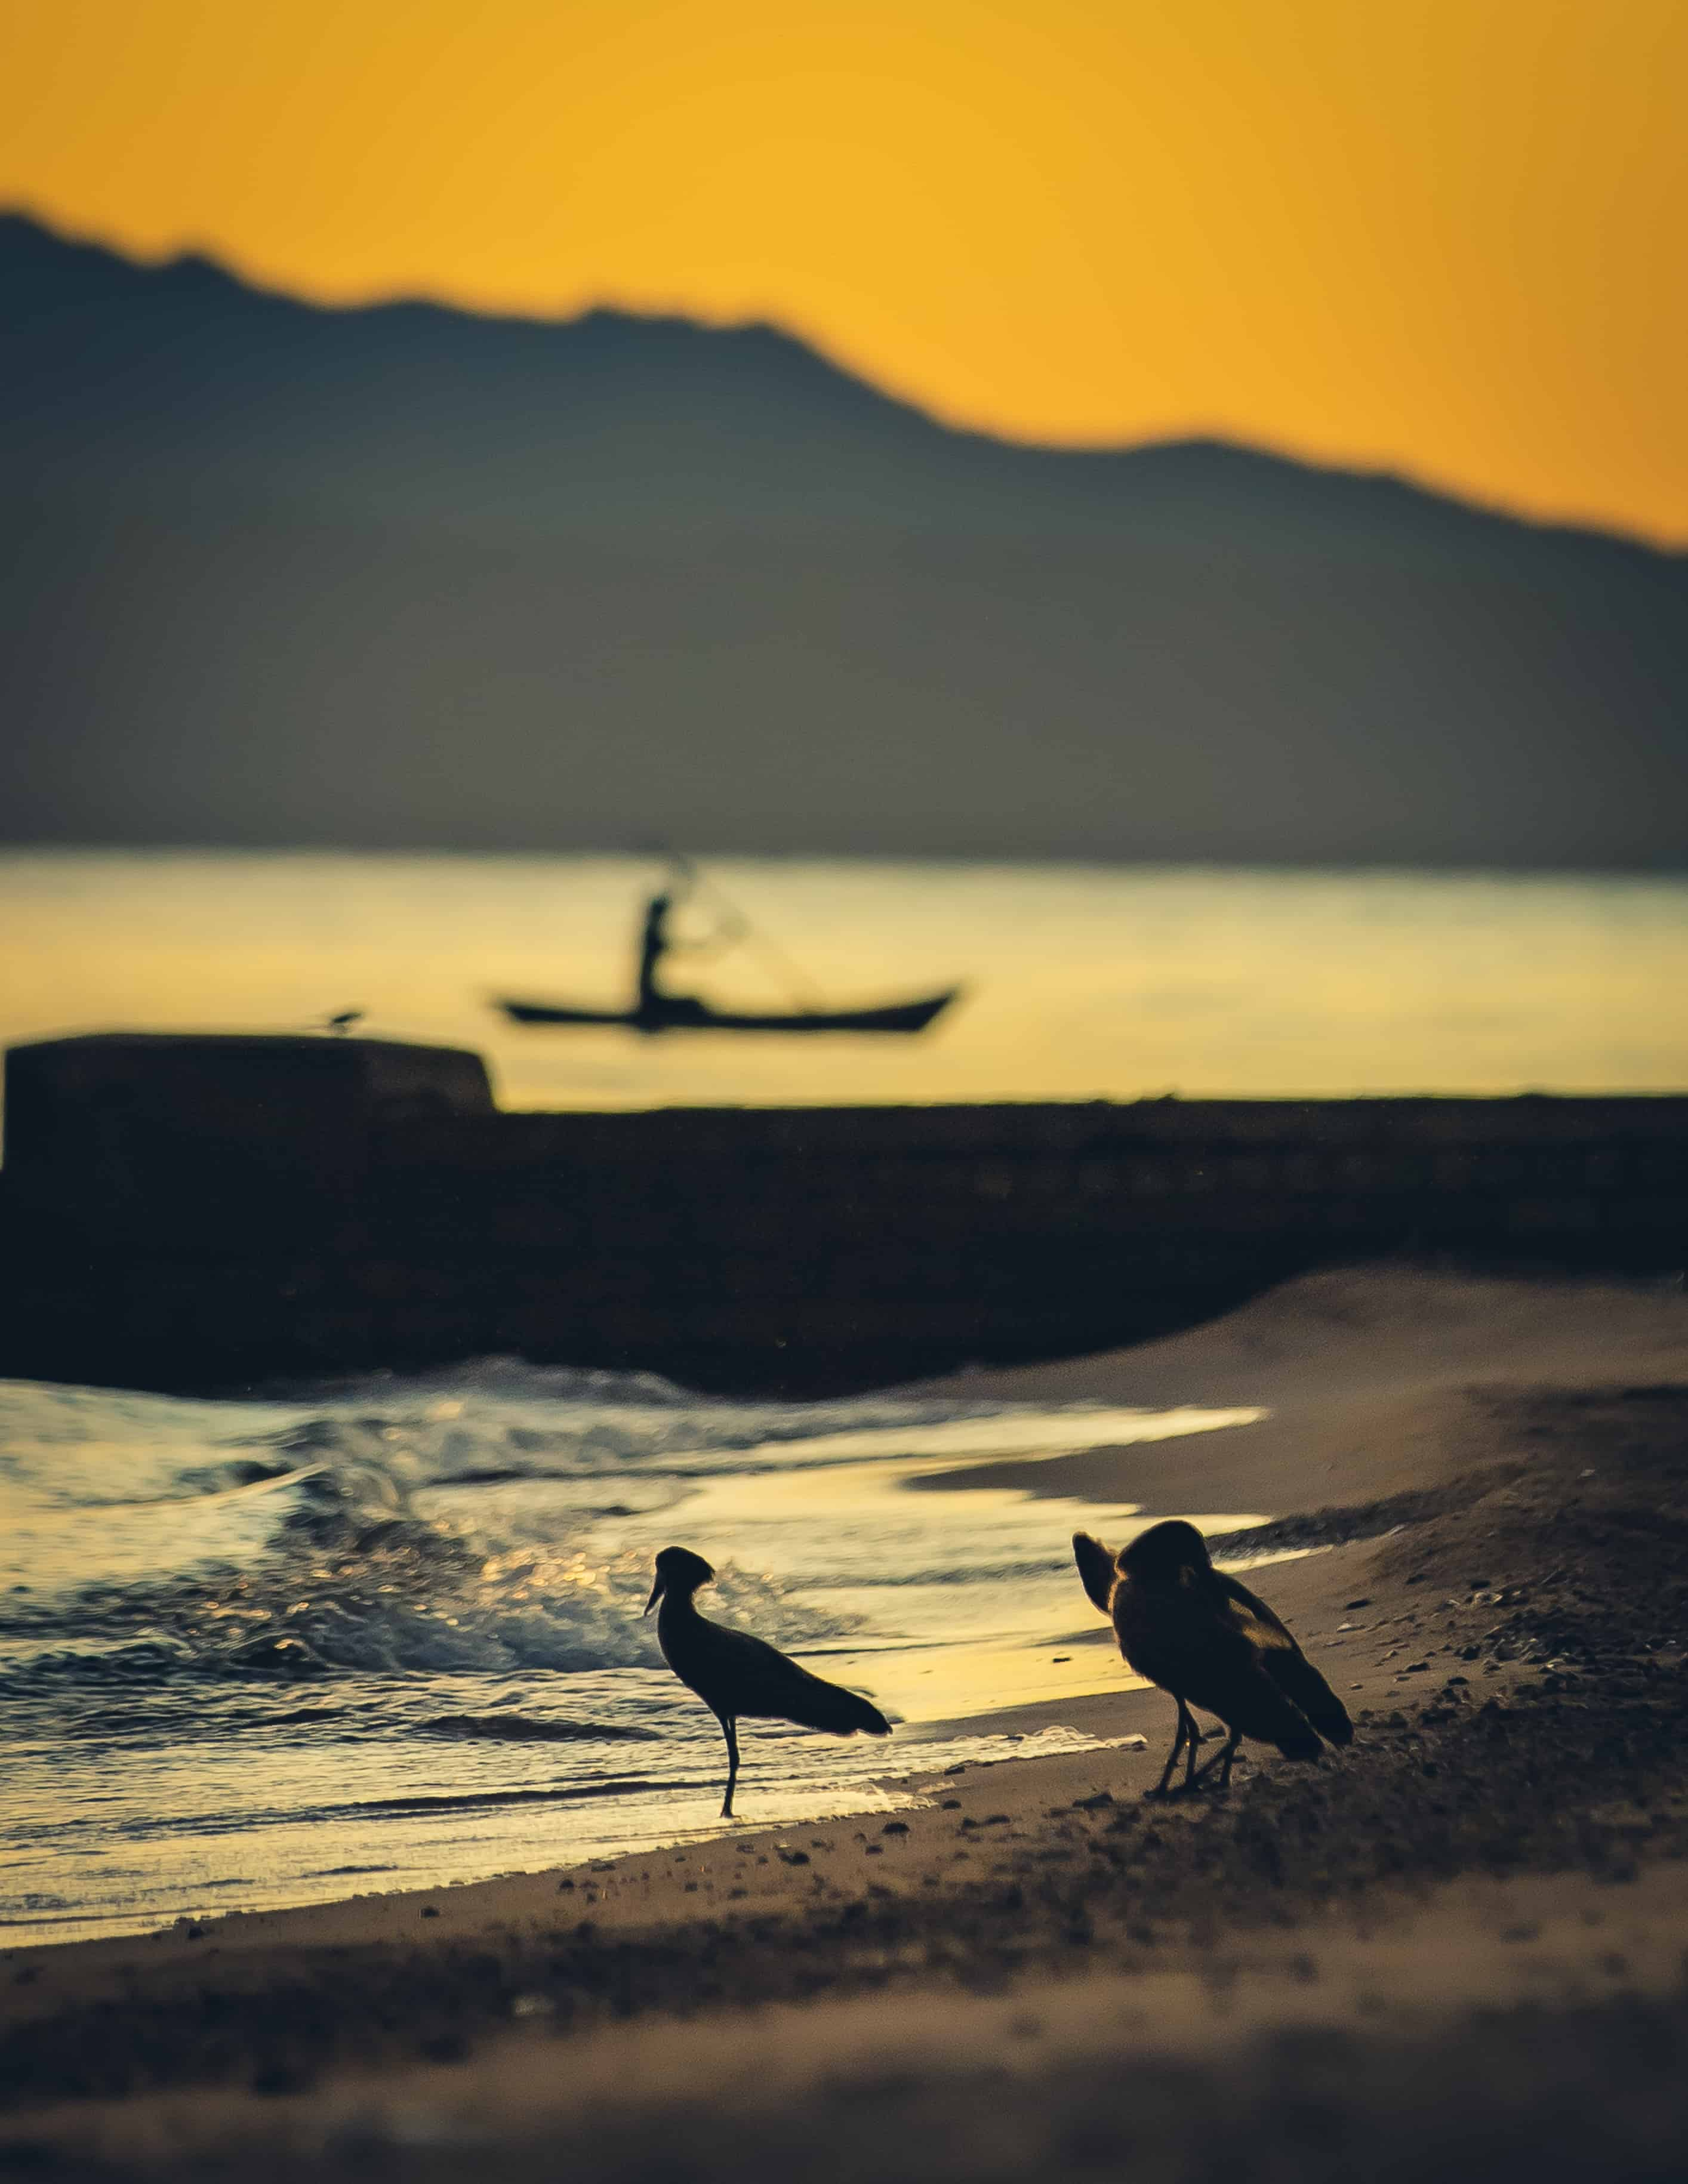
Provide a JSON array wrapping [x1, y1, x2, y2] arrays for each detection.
[[2, 852, 1684, 1944], [5, 851, 1688, 1108]]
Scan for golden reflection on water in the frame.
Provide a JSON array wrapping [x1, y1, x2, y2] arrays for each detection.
[[4, 851, 1688, 1110]]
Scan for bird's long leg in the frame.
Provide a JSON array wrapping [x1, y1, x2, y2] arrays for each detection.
[[1182, 1702, 1204, 1791], [717, 1714, 741, 1820], [1193, 1727, 1242, 1791], [1151, 1703, 1190, 1797]]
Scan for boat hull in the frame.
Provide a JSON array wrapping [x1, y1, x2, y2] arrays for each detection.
[[495, 989, 959, 1035]]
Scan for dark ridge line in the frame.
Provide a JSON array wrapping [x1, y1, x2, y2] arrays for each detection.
[[2, 205, 1674, 563]]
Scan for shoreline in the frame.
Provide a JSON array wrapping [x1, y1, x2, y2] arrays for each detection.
[[9, 1261, 1688, 2177]]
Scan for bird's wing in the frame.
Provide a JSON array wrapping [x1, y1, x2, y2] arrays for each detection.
[[1072, 1531, 1119, 1617], [1216, 1571, 1353, 1747], [702, 1621, 889, 1735], [1213, 1569, 1296, 1640]]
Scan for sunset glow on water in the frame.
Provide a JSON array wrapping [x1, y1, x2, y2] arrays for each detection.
[[5, 851, 1684, 1940], [0, 1370, 1262, 1945], [4, 852, 1688, 1112]]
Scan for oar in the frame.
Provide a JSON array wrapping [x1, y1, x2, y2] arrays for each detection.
[[651, 848, 830, 1014]]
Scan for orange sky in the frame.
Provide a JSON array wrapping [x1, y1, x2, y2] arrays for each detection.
[[5, 0, 1686, 542]]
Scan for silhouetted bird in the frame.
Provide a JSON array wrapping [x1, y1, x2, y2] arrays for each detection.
[[643, 1546, 891, 1817], [1073, 1520, 1352, 1795], [322, 1010, 364, 1035]]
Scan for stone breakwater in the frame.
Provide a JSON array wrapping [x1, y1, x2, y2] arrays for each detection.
[[4, 1033, 1687, 1392]]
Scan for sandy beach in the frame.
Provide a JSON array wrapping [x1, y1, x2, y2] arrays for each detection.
[[7, 1260, 1688, 2179]]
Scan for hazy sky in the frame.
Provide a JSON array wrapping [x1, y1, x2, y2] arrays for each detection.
[[7, 0, 1684, 542]]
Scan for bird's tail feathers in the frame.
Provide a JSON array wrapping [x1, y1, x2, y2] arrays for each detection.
[[1072, 1531, 1119, 1617], [784, 1679, 892, 1737], [1264, 1651, 1354, 1748], [1308, 1701, 1354, 1747], [851, 1694, 894, 1737]]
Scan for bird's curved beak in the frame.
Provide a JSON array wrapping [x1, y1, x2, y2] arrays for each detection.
[[643, 1573, 664, 1617]]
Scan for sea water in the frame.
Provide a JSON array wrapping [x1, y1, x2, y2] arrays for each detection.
[[5, 852, 1688, 1108], [0, 1369, 1266, 1945], [4, 850, 1687, 1943]]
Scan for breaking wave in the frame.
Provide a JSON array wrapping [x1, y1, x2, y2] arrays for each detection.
[[0, 1358, 1260, 1942], [0, 1365, 1194, 1704]]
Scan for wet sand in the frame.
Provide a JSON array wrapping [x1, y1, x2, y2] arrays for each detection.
[[8, 1263, 1688, 2179]]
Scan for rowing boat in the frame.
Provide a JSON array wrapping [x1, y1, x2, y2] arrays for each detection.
[[494, 989, 959, 1035]]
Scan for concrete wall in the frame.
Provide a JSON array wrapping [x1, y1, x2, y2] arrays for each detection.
[[4, 1035, 1686, 1390]]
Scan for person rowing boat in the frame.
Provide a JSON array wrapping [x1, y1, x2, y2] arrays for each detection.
[[495, 856, 960, 1035], [633, 858, 738, 1019]]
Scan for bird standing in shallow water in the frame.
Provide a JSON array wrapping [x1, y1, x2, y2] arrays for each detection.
[[643, 1546, 891, 1817], [1073, 1520, 1352, 1795]]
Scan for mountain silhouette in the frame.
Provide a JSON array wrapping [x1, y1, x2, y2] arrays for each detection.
[[4, 211, 1684, 864]]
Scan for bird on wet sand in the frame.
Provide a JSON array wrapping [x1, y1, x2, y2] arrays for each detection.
[[643, 1546, 892, 1818], [1073, 1520, 1352, 1796]]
